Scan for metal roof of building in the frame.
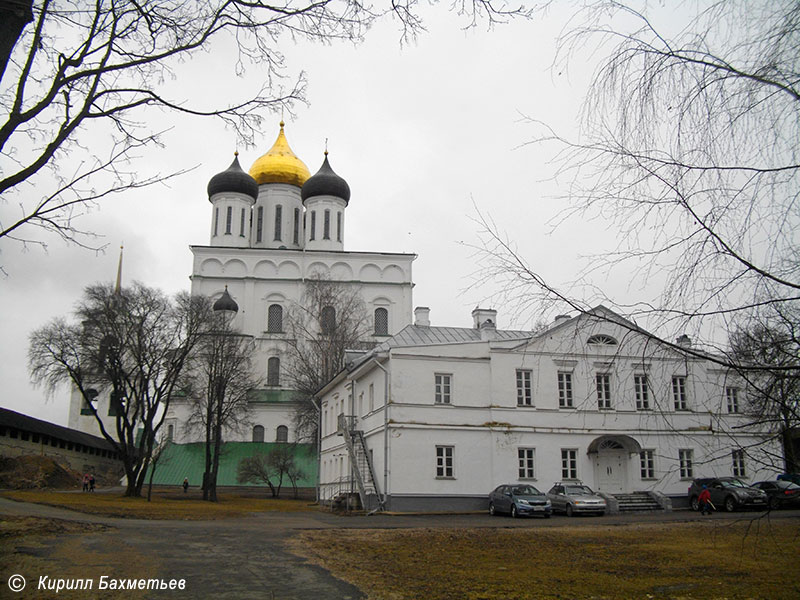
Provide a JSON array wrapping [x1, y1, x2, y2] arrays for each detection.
[[374, 324, 532, 351], [0, 407, 115, 451], [146, 441, 318, 488]]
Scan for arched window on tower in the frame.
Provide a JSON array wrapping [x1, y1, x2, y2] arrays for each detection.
[[274, 205, 282, 241], [323, 209, 331, 240], [267, 357, 280, 386], [167, 424, 174, 441], [240, 207, 246, 237], [252, 425, 264, 442], [276, 425, 288, 443], [293, 208, 300, 245], [337, 211, 342, 242], [374, 307, 389, 336], [225, 205, 232, 234], [267, 304, 283, 333], [256, 206, 264, 242], [310, 211, 316, 240], [320, 305, 336, 335]]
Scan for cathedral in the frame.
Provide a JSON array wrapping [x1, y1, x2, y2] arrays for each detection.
[[163, 122, 415, 444]]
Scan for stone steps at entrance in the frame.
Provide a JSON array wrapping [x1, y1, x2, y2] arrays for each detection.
[[612, 492, 663, 512]]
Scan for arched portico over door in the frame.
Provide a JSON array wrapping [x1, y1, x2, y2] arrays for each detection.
[[588, 435, 642, 494]]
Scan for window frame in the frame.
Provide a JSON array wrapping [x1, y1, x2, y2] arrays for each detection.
[[640, 449, 655, 479], [518, 447, 536, 479], [434, 373, 452, 405], [436, 445, 454, 478], [225, 205, 232, 235], [672, 376, 688, 410], [679, 449, 694, 479], [596, 373, 612, 410], [726, 387, 740, 413], [256, 206, 264, 242], [374, 307, 389, 336], [274, 204, 283, 241], [732, 449, 746, 477], [267, 304, 283, 333], [516, 369, 533, 407], [323, 209, 331, 240], [267, 357, 280, 387], [558, 371, 574, 408], [561, 448, 578, 480], [634, 374, 650, 410]]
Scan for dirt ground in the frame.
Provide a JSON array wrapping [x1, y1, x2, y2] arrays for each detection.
[[2, 495, 799, 599]]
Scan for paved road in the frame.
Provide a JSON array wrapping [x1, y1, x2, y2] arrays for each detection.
[[2, 497, 799, 599]]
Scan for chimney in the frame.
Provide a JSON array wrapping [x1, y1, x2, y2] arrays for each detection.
[[480, 319, 497, 341], [414, 306, 431, 327], [472, 307, 498, 330], [554, 314, 571, 325], [676, 334, 692, 348]]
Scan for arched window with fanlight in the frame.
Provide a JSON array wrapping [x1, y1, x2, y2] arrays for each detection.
[[267, 357, 280, 386], [276, 425, 288, 443], [320, 305, 336, 335], [374, 307, 389, 336], [587, 334, 618, 346], [252, 425, 265, 442], [267, 304, 283, 333]]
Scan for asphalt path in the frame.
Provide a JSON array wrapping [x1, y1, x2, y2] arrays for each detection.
[[2, 497, 799, 599]]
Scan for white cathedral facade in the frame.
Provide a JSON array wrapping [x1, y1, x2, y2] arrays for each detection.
[[166, 122, 415, 444]]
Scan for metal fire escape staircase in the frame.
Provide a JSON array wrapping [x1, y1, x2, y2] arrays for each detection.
[[338, 414, 384, 514]]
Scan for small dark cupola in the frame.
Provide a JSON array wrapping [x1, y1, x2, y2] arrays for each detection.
[[213, 286, 239, 313], [301, 151, 351, 205], [207, 153, 259, 202]]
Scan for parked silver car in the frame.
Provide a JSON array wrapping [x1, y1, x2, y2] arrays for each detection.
[[488, 484, 552, 518], [547, 482, 606, 516]]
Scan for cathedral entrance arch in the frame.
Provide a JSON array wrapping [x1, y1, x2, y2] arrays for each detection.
[[588, 435, 641, 494]]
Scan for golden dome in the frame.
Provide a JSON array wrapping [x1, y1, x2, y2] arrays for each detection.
[[249, 121, 310, 187]]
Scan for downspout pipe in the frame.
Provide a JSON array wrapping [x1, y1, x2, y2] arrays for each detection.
[[369, 356, 390, 508]]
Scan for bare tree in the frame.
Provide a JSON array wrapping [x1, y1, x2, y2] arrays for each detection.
[[236, 445, 303, 498], [0, 1, 534, 263], [728, 304, 800, 473], [283, 273, 374, 443], [183, 309, 260, 502], [28, 282, 209, 496]]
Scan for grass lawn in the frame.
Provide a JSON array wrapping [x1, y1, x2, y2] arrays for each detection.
[[1, 488, 317, 520], [294, 520, 800, 599]]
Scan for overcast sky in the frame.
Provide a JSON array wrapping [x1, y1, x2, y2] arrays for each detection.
[[0, 3, 665, 425]]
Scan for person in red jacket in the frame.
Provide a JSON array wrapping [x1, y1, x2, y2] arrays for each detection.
[[698, 485, 713, 515]]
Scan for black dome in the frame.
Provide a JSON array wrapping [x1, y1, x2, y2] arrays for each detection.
[[213, 287, 239, 313], [207, 154, 259, 201], [301, 153, 350, 204]]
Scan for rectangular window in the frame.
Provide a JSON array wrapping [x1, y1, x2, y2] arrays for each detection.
[[640, 449, 655, 479], [726, 387, 740, 413], [634, 374, 649, 410], [434, 373, 452, 404], [369, 383, 375, 412], [558, 372, 573, 408], [293, 208, 300, 245], [240, 208, 246, 237], [323, 209, 331, 240], [596, 373, 611, 409], [213, 207, 219, 236], [561, 449, 578, 480], [732, 449, 746, 477], [274, 205, 282, 241], [516, 370, 532, 406], [337, 211, 342, 242], [310, 211, 316, 241], [679, 449, 694, 479], [225, 205, 232, 234], [436, 445, 454, 478], [672, 376, 687, 410], [518, 448, 535, 479], [256, 206, 263, 242]]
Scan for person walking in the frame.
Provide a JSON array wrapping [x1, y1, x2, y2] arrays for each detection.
[[698, 485, 712, 515], [183, 477, 189, 493], [88, 474, 96, 492], [82, 473, 89, 492]]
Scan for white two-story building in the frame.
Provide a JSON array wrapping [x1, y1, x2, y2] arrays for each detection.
[[318, 306, 777, 511]]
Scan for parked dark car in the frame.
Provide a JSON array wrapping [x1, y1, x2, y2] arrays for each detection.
[[754, 480, 800, 509], [777, 473, 800, 486], [546, 482, 606, 516], [489, 484, 552, 518], [688, 477, 768, 512]]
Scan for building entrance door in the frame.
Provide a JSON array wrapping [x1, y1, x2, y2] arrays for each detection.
[[594, 445, 628, 493]]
